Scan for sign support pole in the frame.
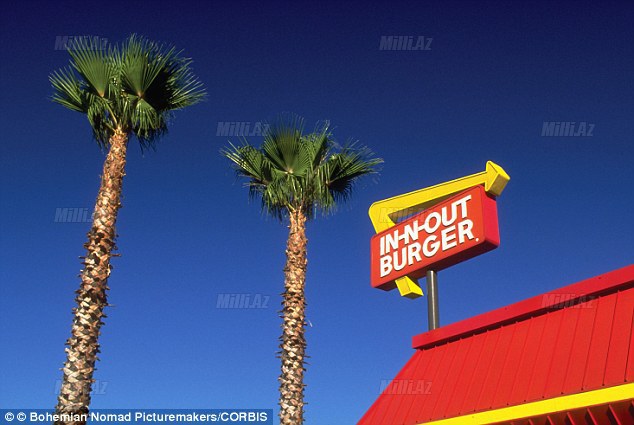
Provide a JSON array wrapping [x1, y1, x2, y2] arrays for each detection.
[[426, 270, 439, 330]]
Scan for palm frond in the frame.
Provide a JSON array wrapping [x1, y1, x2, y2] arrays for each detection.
[[85, 94, 115, 147], [301, 121, 331, 170], [223, 141, 274, 184], [261, 114, 310, 175], [50, 67, 86, 113], [67, 37, 117, 98], [162, 56, 206, 109], [319, 142, 383, 206], [119, 34, 206, 145]]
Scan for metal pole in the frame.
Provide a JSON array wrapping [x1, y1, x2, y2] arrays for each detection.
[[426, 270, 439, 330]]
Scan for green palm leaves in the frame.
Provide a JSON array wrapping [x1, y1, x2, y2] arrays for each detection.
[[50, 34, 205, 148], [223, 114, 383, 220]]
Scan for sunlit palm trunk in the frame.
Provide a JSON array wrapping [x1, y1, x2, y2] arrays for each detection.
[[279, 209, 308, 425], [55, 129, 128, 425]]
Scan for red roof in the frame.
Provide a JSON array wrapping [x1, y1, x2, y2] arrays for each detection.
[[358, 265, 634, 425]]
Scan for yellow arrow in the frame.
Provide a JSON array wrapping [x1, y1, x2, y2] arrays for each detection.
[[368, 161, 510, 298]]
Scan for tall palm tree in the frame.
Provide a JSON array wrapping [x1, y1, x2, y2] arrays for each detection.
[[50, 35, 204, 421], [223, 114, 382, 424]]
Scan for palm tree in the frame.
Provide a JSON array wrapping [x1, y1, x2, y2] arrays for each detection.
[[50, 35, 204, 421], [223, 114, 382, 424]]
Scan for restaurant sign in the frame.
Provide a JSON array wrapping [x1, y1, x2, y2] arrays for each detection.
[[370, 185, 501, 291]]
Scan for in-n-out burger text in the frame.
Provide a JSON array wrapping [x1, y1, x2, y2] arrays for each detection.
[[379, 195, 474, 276], [370, 186, 500, 290]]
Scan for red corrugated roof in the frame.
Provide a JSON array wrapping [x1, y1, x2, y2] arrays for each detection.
[[358, 265, 634, 425]]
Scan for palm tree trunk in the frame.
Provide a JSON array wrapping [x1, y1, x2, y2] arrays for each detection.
[[278, 209, 308, 425], [55, 128, 128, 425]]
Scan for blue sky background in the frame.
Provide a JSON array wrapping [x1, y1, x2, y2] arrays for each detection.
[[0, 0, 632, 423]]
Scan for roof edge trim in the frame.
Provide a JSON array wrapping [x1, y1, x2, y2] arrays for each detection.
[[413, 265, 634, 349]]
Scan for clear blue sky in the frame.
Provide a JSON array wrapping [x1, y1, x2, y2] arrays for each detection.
[[0, 1, 632, 423]]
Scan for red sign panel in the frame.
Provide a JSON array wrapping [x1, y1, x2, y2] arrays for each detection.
[[370, 185, 500, 291]]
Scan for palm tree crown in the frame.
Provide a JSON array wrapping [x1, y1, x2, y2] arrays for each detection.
[[50, 34, 205, 148], [223, 114, 382, 220]]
